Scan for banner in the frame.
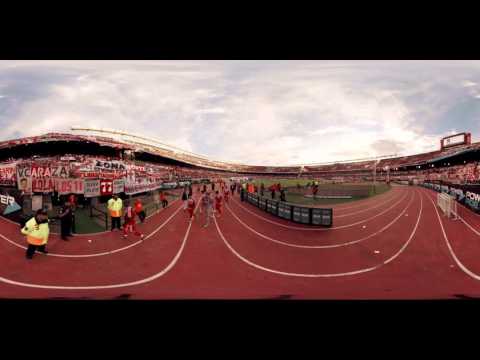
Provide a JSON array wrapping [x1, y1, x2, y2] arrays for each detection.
[[31, 195, 43, 211], [32, 178, 55, 193], [423, 181, 480, 213], [16, 163, 69, 178], [84, 179, 100, 197], [94, 160, 126, 171], [0, 163, 17, 186], [113, 179, 125, 194], [17, 176, 32, 194], [159, 182, 177, 190], [125, 181, 163, 195], [100, 179, 113, 196], [54, 178, 84, 195]]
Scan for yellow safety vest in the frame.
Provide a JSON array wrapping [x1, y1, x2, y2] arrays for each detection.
[[107, 198, 123, 217], [21, 217, 50, 246]]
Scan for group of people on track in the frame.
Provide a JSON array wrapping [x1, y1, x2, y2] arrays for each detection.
[[183, 181, 231, 228], [20, 182, 241, 260], [20, 191, 169, 260]]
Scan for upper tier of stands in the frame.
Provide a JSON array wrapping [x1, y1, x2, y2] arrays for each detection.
[[2, 132, 480, 176]]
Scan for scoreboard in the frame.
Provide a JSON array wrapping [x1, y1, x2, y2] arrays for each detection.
[[440, 132, 471, 150]]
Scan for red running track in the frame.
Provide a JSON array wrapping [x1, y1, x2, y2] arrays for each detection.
[[1, 185, 480, 299]]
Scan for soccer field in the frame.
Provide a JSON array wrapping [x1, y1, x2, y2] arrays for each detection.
[[251, 179, 391, 205]]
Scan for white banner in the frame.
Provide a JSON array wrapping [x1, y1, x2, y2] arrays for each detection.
[[54, 178, 85, 195], [124, 181, 163, 195], [31, 195, 43, 211], [84, 179, 101, 197], [94, 160, 126, 171], [16, 163, 69, 178], [113, 179, 125, 194]]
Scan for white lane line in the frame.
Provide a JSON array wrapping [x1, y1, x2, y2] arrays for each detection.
[[214, 189, 422, 277], [424, 189, 480, 281], [0, 199, 200, 290], [0, 204, 184, 258], [230, 190, 410, 231], [317, 188, 399, 211], [336, 192, 404, 218], [225, 190, 415, 249]]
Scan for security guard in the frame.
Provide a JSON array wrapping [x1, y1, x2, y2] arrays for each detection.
[[22, 209, 50, 260], [108, 194, 123, 231]]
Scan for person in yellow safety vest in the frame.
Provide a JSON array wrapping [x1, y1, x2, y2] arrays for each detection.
[[108, 194, 123, 231], [21, 209, 50, 260]]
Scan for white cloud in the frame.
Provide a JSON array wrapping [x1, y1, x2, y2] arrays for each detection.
[[462, 80, 477, 87]]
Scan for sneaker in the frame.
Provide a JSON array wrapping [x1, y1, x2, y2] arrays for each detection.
[[140, 234, 144, 239], [123, 234, 128, 238]]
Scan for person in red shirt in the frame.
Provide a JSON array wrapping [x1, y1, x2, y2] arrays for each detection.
[[123, 201, 144, 239], [68, 194, 77, 209], [186, 194, 196, 221], [160, 191, 168, 208], [134, 198, 145, 223], [214, 190, 223, 217]]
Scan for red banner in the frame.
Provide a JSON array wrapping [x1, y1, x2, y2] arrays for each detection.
[[100, 179, 113, 196], [0, 163, 17, 186], [32, 178, 55, 193]]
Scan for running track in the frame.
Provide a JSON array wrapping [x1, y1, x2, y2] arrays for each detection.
[[1, 185, 480, 299]]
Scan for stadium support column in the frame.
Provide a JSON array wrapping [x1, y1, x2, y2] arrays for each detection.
[[373, 159, 377, 194]]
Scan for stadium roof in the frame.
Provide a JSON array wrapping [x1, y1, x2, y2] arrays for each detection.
[[2, 130, 480, 174]]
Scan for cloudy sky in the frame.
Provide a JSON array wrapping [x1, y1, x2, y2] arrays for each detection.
[[0, 60, 480, 166]]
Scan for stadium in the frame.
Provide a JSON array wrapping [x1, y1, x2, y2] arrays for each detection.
[[1, 127, 480, 299]]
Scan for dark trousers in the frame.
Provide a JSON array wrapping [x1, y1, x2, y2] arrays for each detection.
[[111, 216, 121, 230], [26, 244, 46, 259], [61, 220, 72, 240], [162, 200, 168, 208], [138, 210, 146, 223]]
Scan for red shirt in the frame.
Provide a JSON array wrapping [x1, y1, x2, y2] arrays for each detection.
[[215, 195, 222, 205], [134, 201, 143, 213], [187, 198, 195, 210]]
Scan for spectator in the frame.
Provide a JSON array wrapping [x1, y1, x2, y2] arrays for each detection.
[[58, 201, 73, 241], [160, 191, 168, 208], [182, 188, 189, 211]]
